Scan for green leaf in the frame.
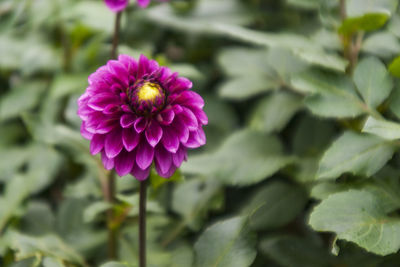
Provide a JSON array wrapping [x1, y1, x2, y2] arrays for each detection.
[[309, 189, 400, 256], [150, 168, 184, 190], [362, 116, 400, 140], [181, 129, 293, 186], [291, 71, 365, 118], [353, 57, 393, 109], [389, 56, 400, 78], [0, 80, 47, 121], [362, 32, 400, 58], [249, 91, 302, 133], [346, 0, 397, 17], [243, 181, 308, 230], [100, 262, 136, 267], [172, 179, 222, 230], [317, 131, 395, 180], [10, 232, 86, 265], [21, 202, 55, 235], [218, 76, 279, 100], [338, 13, 389, 35], [49, 74, 88, 99], [194, 216, 256, 267], [83, 201, 112, 223], [259, 235, 334, 267]]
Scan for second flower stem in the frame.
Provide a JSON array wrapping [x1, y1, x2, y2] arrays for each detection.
[[111, 11, 122, 59], [139, 179, 147, 267]]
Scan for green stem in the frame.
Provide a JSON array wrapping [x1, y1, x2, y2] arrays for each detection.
[[111, 11, 122, 59], [139, 179, 148, 267]]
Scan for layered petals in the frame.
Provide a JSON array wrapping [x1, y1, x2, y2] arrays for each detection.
[[78, 54, 207, 180]]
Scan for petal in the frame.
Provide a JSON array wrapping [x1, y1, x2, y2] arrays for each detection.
[[172, 147, 187, 167], [155, 163, 177, 178], [108, 60, 129, 87], [101, 151, 115, 170], [118, 54, 138, 74], [145, 121, 163, 147], [184, 128, 206, 148], [172, 91, 204, 108], [161, 127, 179, 153], [105, 128, 124, 158], [130, 163, 150, 181], [136, 141, 154, 169], [90, 134, 106, 155], [120, 113, 136, 128], [137, 54, 158, 79], [115, 150, 135, 176], [178, 107, 198, 131], [169, 77, 192, 92], [134, 117, 147, 133], [122, 128, 140, 151], [191, 107, 208, 125], [80, 122, 94, 140], [88, 93, 119, 111], [137, 0, 150, 8], [157, 108, 175, 125], [172, 117, 189, 143], [155, 146, 172, 174]]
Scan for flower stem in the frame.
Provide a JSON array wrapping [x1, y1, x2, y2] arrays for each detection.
[[105, 171, 117, 259], [139, 179, 147, 267], [111, 11, 122, 59]]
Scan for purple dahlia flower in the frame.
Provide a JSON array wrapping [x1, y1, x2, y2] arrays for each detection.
[[104, 0, 168, 11], [104, 0, 129, 12], [78, 55, 207, 180]]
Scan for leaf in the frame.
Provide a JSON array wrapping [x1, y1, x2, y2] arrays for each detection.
[[339, 12, 389, 35], [353, 57, 393, 109], [100, 262, 136, 267], [181, 129, 293, 186], [219, 76, 279, 100], [10, 232, 86, 265], [21, 202, 55, 235], [172, 179, 222, 230], [249, 91, 302, 133], [83, 201, 112, 223], [243, 181, 308, 230], [0, 80, 47, 121], [362, 116, 400, 140], [317, 131, 395, 180], [389, 56, 400, 78], [346, 0, 398, 18], [291, 71, 365, 118], [362, 32, 400, 58], [309, 189, 400, 256], [194, 216, 257, 267], [49, 74, 89, 99], [259, 235, 334, 267]]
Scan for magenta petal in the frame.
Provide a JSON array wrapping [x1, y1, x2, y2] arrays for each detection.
[[172, 147, 186, 167], [161, 127, 179, 153], [137, 54, 158, 79], [108, 60, 129, 87], [101, 151, 115, 170], [179, 107, 198, 131], [155, 163, 177, 178], [145, 121, 163, 147], [173, 118, 189, 143], [122, 128, 140, 151], [137, 0, 150, 8], [191, 107, 208, 125], [115, 150, 135, 176], [134, 117, 147, 133], [185, 128, 206, 148], [120, 114, 136, 128], [157, 108, 175, 125], [131, 163, 150, 180], [88, 93, 118, 111], [105, 128, 123, 158], [90, 134, 106, 155], [118, 54, 138, 74], [81, 123, 94, 140], [155, 146, 172, 174], [136, 141, 154, 169]]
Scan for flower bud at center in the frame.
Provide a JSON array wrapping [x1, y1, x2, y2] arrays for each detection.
[[137, 82, 163, 102]]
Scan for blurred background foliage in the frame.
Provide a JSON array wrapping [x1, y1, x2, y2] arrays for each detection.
[[3, 0, 400, 266]]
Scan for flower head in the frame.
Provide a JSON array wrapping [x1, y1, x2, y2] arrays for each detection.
[[78, 55, 207, 180], [104, 0, 168, 11], [104, 0, 129, 12]]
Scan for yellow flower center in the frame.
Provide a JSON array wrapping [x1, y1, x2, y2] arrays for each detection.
[[137, 82, 162, 102]]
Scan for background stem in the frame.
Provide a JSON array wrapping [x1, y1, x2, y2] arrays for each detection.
[[139, 180, 147, 267], [111, 12, 122, 59]]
